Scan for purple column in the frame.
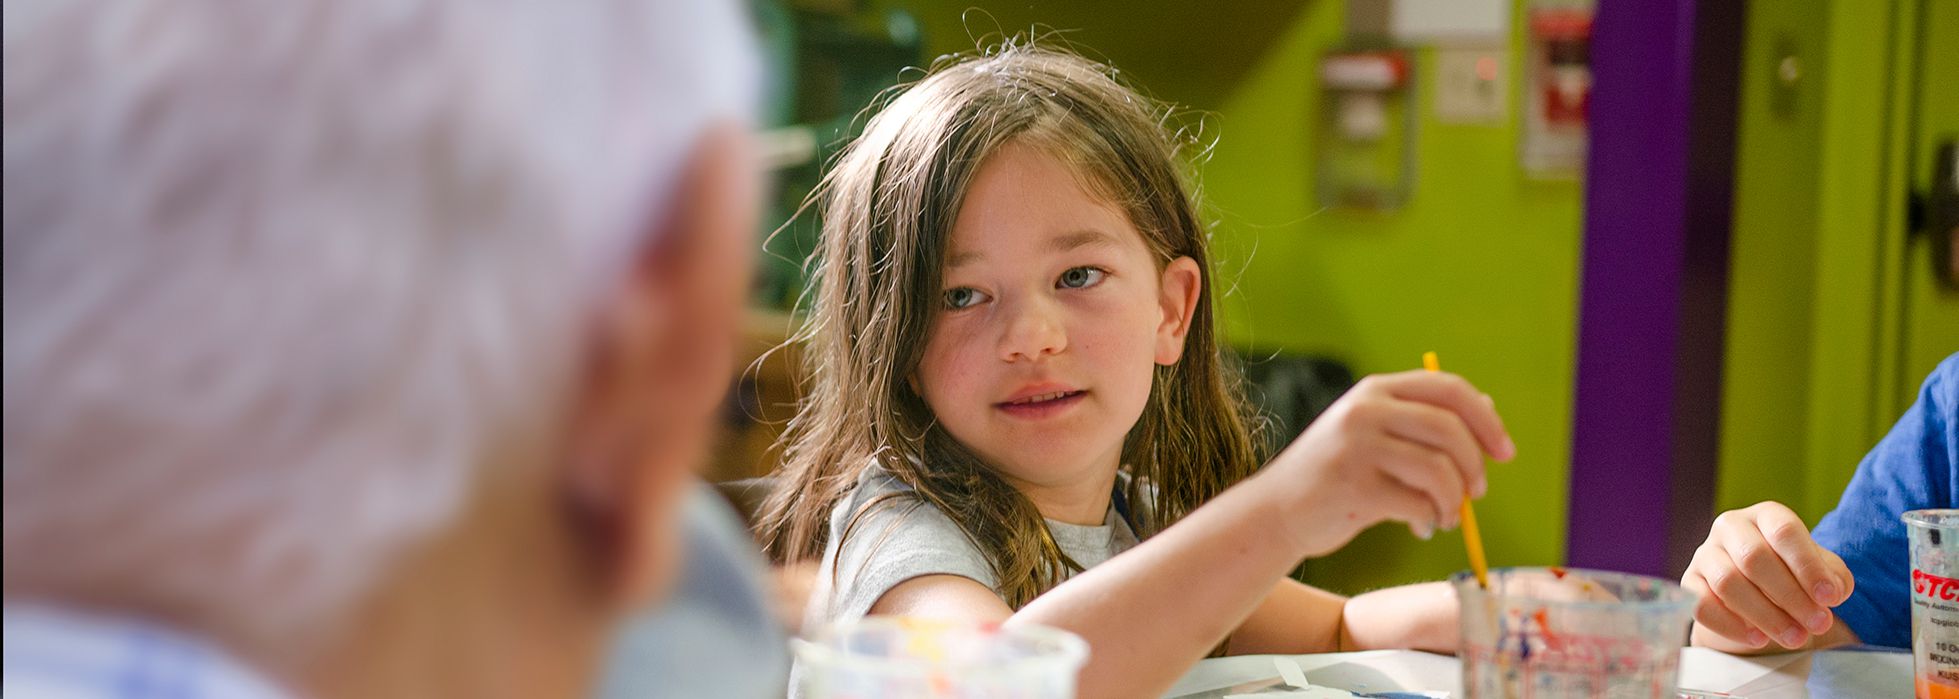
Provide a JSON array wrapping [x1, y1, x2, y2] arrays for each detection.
[[1566, 0, 1742, 576]]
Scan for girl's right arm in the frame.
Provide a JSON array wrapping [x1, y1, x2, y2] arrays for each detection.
[[868, 370, 1515, 699]]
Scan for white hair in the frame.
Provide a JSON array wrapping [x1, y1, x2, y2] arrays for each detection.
[[2, 0, 759, 647]]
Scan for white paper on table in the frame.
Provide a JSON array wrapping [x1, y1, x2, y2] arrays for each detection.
[[1217, 659, 1424, 699], [1311, 652, 1458, 694], [1223, 689, 1362, 699], [1676, 648, 1810, 694], [1167, 651, 1457, 698], [1223, 691, 1365, 699], [1277, 657, 1311, 687]]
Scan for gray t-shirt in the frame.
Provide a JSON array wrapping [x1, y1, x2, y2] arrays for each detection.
[[806, 465, 1149, 630]]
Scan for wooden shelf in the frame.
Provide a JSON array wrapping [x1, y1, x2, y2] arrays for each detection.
[[706, 308, 808, 482]]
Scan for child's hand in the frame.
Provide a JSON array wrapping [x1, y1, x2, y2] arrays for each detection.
[[1262, 370, 1515, 558], [1681, 501, 1854, 652]]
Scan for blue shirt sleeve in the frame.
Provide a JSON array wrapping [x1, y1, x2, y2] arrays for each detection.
[[1811, 352, 1959, 649]]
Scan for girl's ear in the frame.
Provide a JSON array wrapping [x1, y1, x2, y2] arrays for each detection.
[[1154, 256, 1201, 366]]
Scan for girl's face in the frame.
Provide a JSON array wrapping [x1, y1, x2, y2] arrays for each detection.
[[915, 140, 1199, 491]]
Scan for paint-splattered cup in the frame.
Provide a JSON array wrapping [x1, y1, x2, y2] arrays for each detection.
[[793, 616, 1088, 699], [1454, 567, 1696, 699]]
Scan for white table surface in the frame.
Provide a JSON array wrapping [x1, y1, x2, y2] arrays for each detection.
[[1165, 647, 1912, 698]]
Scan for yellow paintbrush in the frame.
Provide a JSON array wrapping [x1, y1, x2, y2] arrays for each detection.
[[1424, 351, 1489, 588]]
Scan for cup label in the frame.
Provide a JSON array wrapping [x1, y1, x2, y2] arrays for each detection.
[[1917, 570, 1959, 605], [1917, 568, 1959, 695]]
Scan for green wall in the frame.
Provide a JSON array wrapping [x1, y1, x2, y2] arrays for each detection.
[[1718, 0, 1959, 523], [1197, 0, 1584, 593], [1715, 0, 1829, 518]]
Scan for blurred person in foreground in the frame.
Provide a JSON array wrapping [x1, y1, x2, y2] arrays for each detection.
[[596, 484, 798, 699], [3, 0, 772, 697]]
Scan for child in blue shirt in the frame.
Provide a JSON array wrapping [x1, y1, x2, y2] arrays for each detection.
[[1683, 352, 1957, 651]]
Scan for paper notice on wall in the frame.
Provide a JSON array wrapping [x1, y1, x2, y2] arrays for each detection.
[[1391, 0, 1508, 44]]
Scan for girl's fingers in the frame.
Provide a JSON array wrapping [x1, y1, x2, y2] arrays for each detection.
[[1381, 400, 1488, 498], [1368, 470, 1446, 540], [1373, 436, 1463, 531], [1375, 371, 1516, 461]]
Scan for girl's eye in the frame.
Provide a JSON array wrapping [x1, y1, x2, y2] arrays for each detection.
[[943, 287, 991, 309], [1057, 266, 1107, 289]]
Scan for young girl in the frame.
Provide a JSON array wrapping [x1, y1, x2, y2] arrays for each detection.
[[754, 44, 1516, 698]]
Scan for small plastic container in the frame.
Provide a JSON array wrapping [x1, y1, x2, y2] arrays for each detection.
[[793, 617, 1089, 699], [1454, 567, 1695, 698], [1906, 509, 1959, 699]]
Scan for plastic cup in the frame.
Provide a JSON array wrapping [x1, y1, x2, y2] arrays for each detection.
[[1907, 509, 1959, 699], [792, 617, 1089, 699], [1454, 567, 1695, 699]]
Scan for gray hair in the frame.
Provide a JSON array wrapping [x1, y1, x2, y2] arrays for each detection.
[[3, 0, 759, 646]]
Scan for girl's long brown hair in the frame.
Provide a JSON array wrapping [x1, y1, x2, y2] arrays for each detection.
[[753, 43, 1265, 608]]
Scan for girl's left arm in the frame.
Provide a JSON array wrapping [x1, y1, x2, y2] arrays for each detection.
[[1226, 579, 1458, 655]]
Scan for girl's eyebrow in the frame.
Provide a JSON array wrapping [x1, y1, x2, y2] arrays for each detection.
[[946, 229, 1120, 269], [1048, 229, 1120, 253]]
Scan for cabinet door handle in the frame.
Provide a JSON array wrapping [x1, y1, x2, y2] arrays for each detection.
[[1921, 140, 1958, 288]]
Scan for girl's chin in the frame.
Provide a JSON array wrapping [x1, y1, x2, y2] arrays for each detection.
[[985, 450, 1123, 483]]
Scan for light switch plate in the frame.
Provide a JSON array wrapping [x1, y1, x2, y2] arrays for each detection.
[[1433, 47, 1509, 125]]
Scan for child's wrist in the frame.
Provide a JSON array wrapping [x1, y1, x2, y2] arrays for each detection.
[[1246, 469, 1331, 558]]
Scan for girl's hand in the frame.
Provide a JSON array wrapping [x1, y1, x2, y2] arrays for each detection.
[[1260, 370, 1515, 558]]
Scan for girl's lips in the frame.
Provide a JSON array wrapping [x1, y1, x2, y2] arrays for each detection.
[[995, 389, 1086, 420]]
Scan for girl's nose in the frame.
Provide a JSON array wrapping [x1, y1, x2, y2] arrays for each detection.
[[998, 296, 1068, 363]]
